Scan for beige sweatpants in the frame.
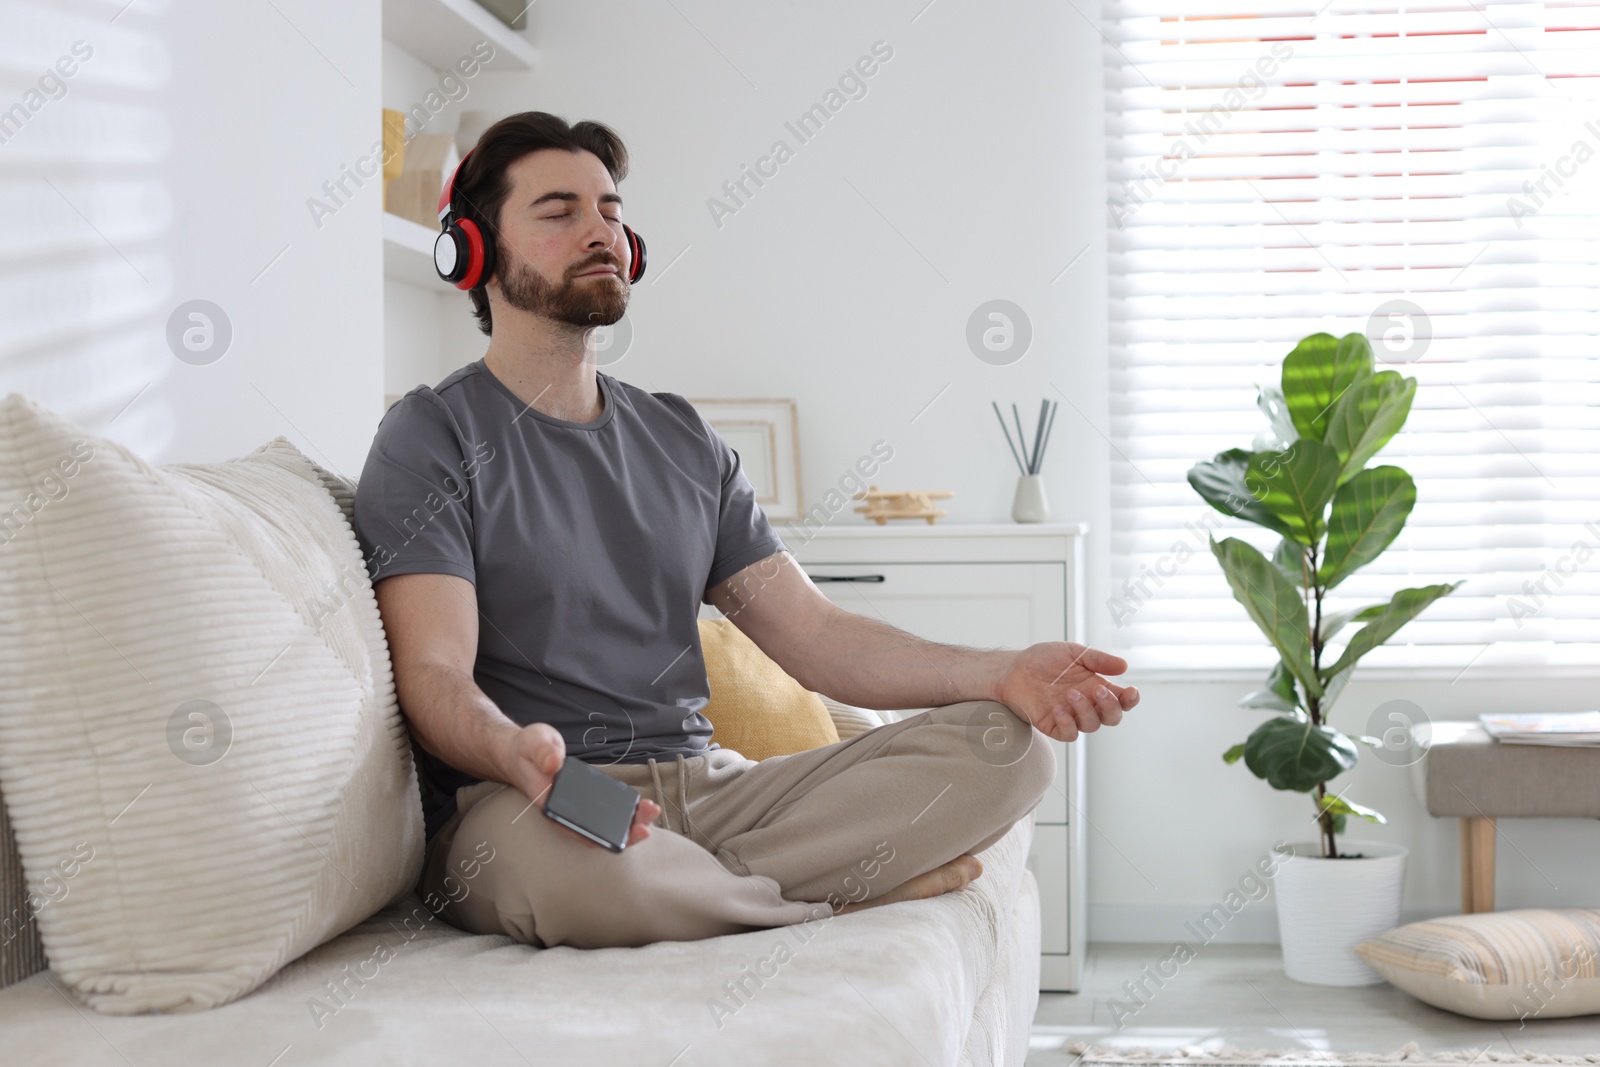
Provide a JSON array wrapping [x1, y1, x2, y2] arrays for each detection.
[[417, 699, 1055, 950]]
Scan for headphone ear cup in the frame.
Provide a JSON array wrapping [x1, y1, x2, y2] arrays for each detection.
[[624, 224, 646, 283], [434, 224, 466, 285], [452, 218, 490, 290], [475, 221, 496, 288]]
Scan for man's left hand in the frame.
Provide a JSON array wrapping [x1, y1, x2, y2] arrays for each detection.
[[994, 642, 1139, 742]]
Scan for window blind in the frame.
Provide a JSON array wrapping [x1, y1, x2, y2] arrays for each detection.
[[1102, 0, 1600, 674], [0, 0, 172, 455]]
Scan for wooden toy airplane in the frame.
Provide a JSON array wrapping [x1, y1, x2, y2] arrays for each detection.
[[851, 485, 955, 525]]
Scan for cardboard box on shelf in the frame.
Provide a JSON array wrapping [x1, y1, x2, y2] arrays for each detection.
[[455, 109, 496, 156], [385, 132, 458, 230], [380, 109, 406, 187]]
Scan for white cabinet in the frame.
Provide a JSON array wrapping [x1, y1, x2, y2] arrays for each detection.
[[786, 523, 1087, 992]]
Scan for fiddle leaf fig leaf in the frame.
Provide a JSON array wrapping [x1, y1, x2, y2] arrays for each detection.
[[1282, 332, 1374, 443], [1243, 441, 1342, 547], [1325, 370, 1416, 484], [1318, 603, 1388, 643], [1319, 664, 1356, 715], [1242, 717, 1359, 792], [1239, 688, 1293, 712], [1223, 743, 1247, 764], [1320, 466, 1417, 589], [1257, 384, 1300, 448], [1325, 582, 1463, 679], [1210, 536, 1322, 699], [1318, 793, 1387, 825], [1267, 660, 1301, 707], [1273, 538, 1309, 588], [1260, 659, 1299, 710], [1241, 662, 1305, 713], [1188, 449, 1296, 539], [1240, 660, 1302, 712]]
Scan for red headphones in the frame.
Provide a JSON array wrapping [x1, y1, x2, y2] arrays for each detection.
[[434, 148, 647, 290]]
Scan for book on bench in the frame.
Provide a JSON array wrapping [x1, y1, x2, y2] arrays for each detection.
[[1479, 711, 1600, 746]]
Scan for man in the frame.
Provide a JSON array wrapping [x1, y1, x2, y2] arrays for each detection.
[[353, 111, 1138, 951]]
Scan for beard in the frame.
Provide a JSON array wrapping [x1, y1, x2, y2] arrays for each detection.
[[497, 252, 629, 329]]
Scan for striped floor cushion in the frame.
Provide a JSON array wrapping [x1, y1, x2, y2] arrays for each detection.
[[1355, 909, 1600, 1021]]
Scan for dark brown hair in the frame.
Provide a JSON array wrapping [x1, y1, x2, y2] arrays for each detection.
[[452, 112, 630, 336]]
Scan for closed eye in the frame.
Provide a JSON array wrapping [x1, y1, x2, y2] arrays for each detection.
[[545, 212, 622, 223]]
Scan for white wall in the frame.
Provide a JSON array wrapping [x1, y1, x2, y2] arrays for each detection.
[[463, 0, 1599, 942], [0, 0, 383, 478], [460, 0, 1109, 554], [1087, 675, 1600, 942]]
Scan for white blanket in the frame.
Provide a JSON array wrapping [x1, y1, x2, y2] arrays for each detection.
[[0, 815, 1038, 1066]]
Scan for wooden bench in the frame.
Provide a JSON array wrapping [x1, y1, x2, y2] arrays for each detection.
[[1412, 721, 1600, 913]]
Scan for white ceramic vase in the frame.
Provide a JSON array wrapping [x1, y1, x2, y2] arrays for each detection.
[[1011, 474, 1049, 523], [1274, 839, 1408, 985]]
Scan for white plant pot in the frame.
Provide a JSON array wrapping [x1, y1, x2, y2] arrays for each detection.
[[1274, 839, 1407, 986]]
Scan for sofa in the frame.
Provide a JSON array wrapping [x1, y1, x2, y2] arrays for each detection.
[[0, 393, 1042, 1066]]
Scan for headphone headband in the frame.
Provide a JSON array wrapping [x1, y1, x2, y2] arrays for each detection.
[[437, 147, 471, 224], [433, 147, 646, 289]]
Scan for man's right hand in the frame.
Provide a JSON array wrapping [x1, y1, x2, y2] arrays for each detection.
[[493, 722, 661, 851], [371, 573, 661, 852]]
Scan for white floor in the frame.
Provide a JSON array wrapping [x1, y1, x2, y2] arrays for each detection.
[[1028, 943, 1600, 1062]]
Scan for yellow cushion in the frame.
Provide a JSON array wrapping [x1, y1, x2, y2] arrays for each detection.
[[697, 618, 839, 760]]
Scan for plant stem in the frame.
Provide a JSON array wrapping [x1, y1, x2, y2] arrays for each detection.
[[1309, 548, 1324, 685], [1306, 541, 1338, 859], [1315, 781, 1336, 859]]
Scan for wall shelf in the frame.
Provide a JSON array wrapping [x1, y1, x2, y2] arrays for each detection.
[[383, 211, 458, 294], [381, 0, 517, 398], [383, 0, 537, 71]]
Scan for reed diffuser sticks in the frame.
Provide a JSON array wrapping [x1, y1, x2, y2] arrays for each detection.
[[992, 399, 1058, 476]]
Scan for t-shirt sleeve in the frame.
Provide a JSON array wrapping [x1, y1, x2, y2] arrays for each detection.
[[352, 392, 484, 585], [676, 401, 788, 603]]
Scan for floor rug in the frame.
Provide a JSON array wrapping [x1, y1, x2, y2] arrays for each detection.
[[1064, 1042, 1600, 1066]]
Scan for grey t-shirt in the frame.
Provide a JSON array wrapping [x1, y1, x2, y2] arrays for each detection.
[[351, 359, 788, 840]]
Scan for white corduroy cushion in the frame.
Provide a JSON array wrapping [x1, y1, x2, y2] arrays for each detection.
[[816, 695, 910, 739], [0, 393, 422, 1015]]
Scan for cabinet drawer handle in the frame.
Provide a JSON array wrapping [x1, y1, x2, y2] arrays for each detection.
[[806, 573, 886, 583]]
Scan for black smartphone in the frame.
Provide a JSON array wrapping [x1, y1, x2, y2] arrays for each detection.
[[542, 756, 641, 853]]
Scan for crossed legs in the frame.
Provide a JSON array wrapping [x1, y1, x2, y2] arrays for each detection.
[[420, 699, 1055, 949]]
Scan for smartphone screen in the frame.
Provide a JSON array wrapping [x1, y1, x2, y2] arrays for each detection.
[[543, 756, 641, 852]]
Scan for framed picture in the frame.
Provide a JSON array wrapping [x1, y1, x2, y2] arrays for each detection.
[[686, 398, 803, 522]]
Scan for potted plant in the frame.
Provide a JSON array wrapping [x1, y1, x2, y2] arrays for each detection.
[[1187, 330, 1460, 986]]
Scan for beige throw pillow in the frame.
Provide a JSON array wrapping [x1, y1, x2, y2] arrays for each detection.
[[1355, 909, 1600, 1021], [0, 394, 422, 1014]]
